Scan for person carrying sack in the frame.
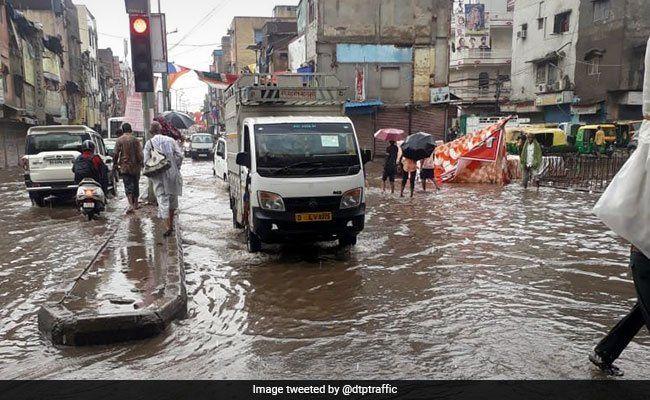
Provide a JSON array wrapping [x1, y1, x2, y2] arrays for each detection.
[[589, 36, 650, 377], [143, 121, 183, 238]]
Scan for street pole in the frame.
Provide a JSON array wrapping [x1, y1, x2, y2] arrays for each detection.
[[142, 92, 155, 203], [158, 0, 170, 111]]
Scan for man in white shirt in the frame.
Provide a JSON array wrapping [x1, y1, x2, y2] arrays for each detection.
[[519, 132, 542, 189]]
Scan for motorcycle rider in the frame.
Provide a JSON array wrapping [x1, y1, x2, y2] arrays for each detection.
[[72, 140, 109, 195]]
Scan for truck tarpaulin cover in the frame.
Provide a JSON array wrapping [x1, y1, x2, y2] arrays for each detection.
[[434, 118, 511, 184]]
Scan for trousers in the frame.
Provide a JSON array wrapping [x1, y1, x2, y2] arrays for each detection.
[[595, 251, 650, 363]]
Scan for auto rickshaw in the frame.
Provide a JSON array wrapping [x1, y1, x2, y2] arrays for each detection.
[[615, 120, 642, 148], [575, 124, 617, 154], [505, 126, 568, 155]]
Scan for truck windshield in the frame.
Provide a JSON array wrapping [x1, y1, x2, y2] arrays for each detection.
[[254, 123, 360, 177], [192, 135, 213, 143], [26, 132, 90, 155]]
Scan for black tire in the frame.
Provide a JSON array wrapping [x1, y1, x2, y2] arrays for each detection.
[[29, 193, 46, 207], [87, 211, 94, 221], [246, 227, 262, 253], [339, 234, 357, 247]]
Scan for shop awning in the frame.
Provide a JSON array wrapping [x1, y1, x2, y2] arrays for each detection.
[[527, 51, 565, 64]]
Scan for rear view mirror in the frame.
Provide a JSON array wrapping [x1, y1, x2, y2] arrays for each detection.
[[361, 149, 372, 164], [236, 152, 251, 168]]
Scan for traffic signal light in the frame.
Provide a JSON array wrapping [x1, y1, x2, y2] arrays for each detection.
[[129, 14, 154, 92]]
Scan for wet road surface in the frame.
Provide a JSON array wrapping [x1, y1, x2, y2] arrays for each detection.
[[0, 161, 648, 379]]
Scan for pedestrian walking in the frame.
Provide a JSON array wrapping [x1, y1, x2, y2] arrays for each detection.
[[589, 36, 650, 377], [594, 125, 606, 156], [519, 132, 542, 189], [113, 123, 143, 214], [400, 156, 418, 198], [382, 140, 399, 194], [419, 152, 440, 192], [143, 121, 183, 237]]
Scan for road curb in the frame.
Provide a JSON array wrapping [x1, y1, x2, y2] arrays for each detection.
[[38, 221, 187, 346]]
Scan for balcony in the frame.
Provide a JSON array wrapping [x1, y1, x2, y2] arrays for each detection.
[[450, 49, 511, 67], [450, 83, 512, 104]]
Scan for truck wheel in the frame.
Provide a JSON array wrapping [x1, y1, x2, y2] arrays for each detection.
[[246, 227, 262, 253], [87, 211, 95, 221], [339, 234, 357, 247], [29, 193, 46, 207]]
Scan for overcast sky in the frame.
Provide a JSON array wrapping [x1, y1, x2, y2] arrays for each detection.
[[75, 0, 300, 111]]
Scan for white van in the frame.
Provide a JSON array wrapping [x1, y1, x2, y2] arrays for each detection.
[[212, 137, 228, 181], [22, 125, 115, 206], [189, 133, 215, 160]]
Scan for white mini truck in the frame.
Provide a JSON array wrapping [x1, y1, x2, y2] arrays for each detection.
[[225, 74, 371, 252]]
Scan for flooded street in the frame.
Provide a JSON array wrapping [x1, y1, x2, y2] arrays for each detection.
[[0, 160, 648, 379]]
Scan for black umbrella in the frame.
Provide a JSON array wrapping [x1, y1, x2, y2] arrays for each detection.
[[401, 132, 437, 161], [160, 111, 195, 130]]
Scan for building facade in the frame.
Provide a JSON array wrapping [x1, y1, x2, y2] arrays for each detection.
[[573, 0, 650, 122], [228, 17, 274, 73], [289, 0, 452, 152], [505, 0, 581, 123], [257, 20, 297, 73], [76, 4, 100, 131], [449, 0, 513, 117]]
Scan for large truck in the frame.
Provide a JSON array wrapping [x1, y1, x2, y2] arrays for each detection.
[[225, 74, 371, 253]]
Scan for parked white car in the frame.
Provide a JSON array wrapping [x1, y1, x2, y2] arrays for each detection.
[[189, 133, 214, 160], [22, 125, 116, 207], [212, 137, 228, 181]]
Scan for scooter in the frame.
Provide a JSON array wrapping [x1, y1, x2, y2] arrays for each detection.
[[76, 178, 106, 220]]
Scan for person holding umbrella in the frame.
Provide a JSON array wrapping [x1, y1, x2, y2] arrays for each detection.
[[374, 129, 406, 194], [399, 131, 437, 197], [382, 141, 399, 193]]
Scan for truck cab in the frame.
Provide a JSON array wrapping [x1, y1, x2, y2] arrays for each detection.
[[225, 74, 370, 252]]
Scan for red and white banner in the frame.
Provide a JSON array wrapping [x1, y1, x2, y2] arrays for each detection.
[[434, 118, 511, 185]]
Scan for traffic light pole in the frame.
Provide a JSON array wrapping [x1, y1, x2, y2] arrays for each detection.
[[142, 92, 156, 203]]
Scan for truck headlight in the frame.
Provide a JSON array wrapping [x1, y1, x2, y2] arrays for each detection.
[[258, 191, 285, 211], [340, 188, 362, 209]]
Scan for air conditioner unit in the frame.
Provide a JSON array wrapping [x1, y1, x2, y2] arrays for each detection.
[[537, 83, 547, 93], [517, 30, 527, 39]]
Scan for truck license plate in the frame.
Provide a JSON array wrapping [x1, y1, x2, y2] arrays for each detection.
[[83, 202, 95, 209], [295, 212, 332, 223]]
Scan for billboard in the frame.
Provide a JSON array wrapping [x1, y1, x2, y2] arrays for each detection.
[[465, 3, 488, 36]]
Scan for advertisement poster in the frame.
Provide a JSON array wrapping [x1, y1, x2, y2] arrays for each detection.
[[465, 3, 488, 36], [355, 67, 365, 102]]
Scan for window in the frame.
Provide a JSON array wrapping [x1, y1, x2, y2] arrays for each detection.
[[243, 126, 251, 154], [588, 57, 601, 75], [553, 11, 571, 34], [478, 72, 490, 92], [521, 23, 528, 32], [253, 29, 264, 45], [536, 63, 547, 84], [547, 63, 558, 86], [537, 18, 544, 30], [593, 0, 611, 22], [380, 67, 400, 89]]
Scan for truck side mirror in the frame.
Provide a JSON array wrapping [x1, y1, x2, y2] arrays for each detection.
[[361, 149, 372, 164], [236, 152, 251, 168]]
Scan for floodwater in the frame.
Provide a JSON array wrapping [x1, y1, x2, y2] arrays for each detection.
[[0, 161, 648, 379]]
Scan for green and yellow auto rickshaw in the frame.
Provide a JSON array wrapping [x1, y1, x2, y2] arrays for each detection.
[[505, 127, 568, 155], [575, 124, 617, 154]]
